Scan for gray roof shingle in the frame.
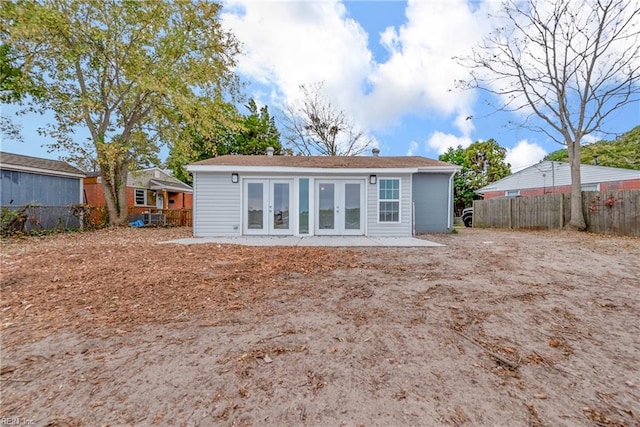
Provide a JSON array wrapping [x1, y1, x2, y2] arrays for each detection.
[[190, 155, 453, 169], [0, 152, 85, 177]]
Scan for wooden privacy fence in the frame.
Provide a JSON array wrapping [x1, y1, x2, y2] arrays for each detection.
[[473, 190, 640, 237], [127, 208, 192, 227]]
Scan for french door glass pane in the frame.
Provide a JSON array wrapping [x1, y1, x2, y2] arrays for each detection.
[[344, 183, 361, 230], [318, 183, 335, 229], [247, 183, 263, 229], [272, 183, 289, 230]]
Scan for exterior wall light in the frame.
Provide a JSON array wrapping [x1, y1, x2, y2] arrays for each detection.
[[369, 175, 377, 185], [231, 173, 239, 183]]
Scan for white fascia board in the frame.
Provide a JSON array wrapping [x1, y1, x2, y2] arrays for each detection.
[[149, 184, 193, 193], [186, 165, 461, 174], [416, 166, 461, 173], [186, 165, 423, 174], [1, 164, 85, 179]]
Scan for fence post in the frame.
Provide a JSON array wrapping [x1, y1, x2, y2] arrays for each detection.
[[559, 194, 563, 227], [508, 197, 513, 229]]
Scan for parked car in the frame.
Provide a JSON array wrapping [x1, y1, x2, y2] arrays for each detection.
[[462, 207, 473, 227]]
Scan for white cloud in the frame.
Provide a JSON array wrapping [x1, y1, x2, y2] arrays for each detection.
[[506, 140, 547, 172], [406, 141, 419, 156], [581, 134, 600, 144], [427, 131, 472, 155], [221, 0, 372, 116], [363, 0, 486, 127], [221, 0, 490, 136]]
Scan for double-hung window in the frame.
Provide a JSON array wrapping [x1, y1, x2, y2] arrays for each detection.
[[134, 188, 146, 206], [379, 178, 400, 222]]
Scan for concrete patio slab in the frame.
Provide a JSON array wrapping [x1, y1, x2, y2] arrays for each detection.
[[163, 235, 445, 247]]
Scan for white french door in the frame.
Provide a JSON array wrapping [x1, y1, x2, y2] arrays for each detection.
[[244, 179, 293, 235], [315, 180, 365, 235]]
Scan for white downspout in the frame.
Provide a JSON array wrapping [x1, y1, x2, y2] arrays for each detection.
[[447, 171, 455, 230]]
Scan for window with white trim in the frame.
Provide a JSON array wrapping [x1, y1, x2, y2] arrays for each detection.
[[505, 190, 520, 197], [581, 183, 600, 191], [379, 178, 400, 222], [134, 188, 146, 206]]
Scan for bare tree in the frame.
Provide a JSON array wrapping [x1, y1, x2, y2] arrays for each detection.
[[282, 82, 374, 156], [459, 0, 640, 230]]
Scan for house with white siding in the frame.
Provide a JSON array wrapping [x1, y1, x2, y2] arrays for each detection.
[[186, 149, 460, 237], [477, 161, 640, 199]]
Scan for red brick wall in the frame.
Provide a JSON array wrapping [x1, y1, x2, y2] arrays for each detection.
[[84, 177, 192, 210], [603, 180, 640, 191], [167, 191, 193, 209], [482, 179, 640, 199], [83, 177, 106, 206]]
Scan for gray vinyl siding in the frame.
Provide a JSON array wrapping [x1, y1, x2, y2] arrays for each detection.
[[412, 173, 451, 233], [193, 173, 241, 237], [366, 174, 412, 237], [1, 169, 81, 206], [479, 161, 640, 194]]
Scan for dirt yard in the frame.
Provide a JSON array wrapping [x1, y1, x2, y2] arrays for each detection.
[[1, 227, 638, 426]]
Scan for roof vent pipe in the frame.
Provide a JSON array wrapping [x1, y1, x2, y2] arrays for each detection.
[[372, 148, 380, 157], [266, 147, 274, 157], [594, 155, 599, 166]]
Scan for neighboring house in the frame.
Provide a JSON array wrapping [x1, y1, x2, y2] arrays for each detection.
[[186, 149, 460, 237], [84, 167, 193, 210], [0, 151, 84, 206], [477, 161, 640, 199]]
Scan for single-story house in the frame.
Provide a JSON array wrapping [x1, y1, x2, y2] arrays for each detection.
[[0, 151, 85, 206], [186, 150, 460, 237], [477, 161, 640, 199], [84, 167, 193, 210]]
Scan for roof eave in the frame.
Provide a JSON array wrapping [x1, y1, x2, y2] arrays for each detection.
[[149, 184, 193, 193], [417, 166, 461, 173], [1, 163, 86, 178], [186, 165, 457, 174]]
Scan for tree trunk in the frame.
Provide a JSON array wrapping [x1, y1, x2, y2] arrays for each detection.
[[566, 140, 587, 231], [100, 162, 130, 226], [116, 162, 129, 225], [101, 177, 120, 227]]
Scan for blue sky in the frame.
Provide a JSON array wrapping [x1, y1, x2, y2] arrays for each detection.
[[2, 0, 638, 172]]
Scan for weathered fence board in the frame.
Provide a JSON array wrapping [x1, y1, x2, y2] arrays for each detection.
[[1, 205, 81, 233], [474, 190, 639, 237]]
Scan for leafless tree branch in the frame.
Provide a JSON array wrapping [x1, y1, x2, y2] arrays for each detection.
[[458, 0, 640, 230], [280, 82, 374, 156]]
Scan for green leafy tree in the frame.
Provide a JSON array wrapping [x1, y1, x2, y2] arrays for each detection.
[[544, 126, 640, 170], [439, 146, 476, 215], [460, 0, 640, 230], [2, 0, 240, 225], [463, 139, 512, 190], [440, 139, 512, 215], [166, 101, 241, 185], [219, 99, 282, 156], [0, 41, 46, 141], [167, 99, 283, 185]]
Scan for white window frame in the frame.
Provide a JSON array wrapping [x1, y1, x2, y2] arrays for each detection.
[[134, 188, 147, 206], [505, 190, 520, 197], [581, 183, 600, 191], [378, 178, 401, 223]]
